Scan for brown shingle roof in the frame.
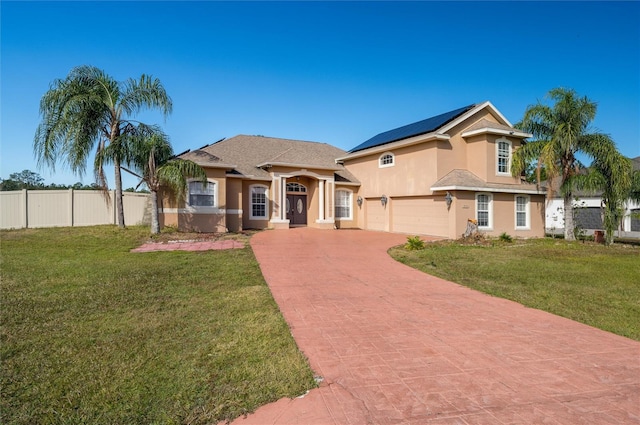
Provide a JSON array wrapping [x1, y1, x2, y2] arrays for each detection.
[[179, 135, 360, 184], [431, 169, 544, 194]]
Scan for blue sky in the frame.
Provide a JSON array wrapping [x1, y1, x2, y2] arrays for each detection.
[[2, 1, 639, 189]]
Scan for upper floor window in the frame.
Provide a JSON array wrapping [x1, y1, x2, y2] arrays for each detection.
[[496, 139, 511, 175], [476, 193, 493, 229], [515, 195, 530, 229], [188, 180, 216, 207], [250, 185, 268, 219], [335, 189, 353, 220], [379, 152, 395, 168], [286, 182, 306, 192]]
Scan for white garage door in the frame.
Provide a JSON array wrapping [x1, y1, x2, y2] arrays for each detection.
[[365, 199, 385, 231], [391, 198, 448, 237]]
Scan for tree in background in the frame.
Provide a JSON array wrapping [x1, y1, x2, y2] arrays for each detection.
[[0, 170, 44, 190], [512, 88, 622, 241], [34, 65, 172, 228], [115, 126, 206, 234]]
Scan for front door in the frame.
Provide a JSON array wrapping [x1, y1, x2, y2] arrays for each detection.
[[286, 195, 307, 225]]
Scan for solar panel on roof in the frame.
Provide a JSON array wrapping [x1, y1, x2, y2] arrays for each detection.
[[348, 104, 476, 153]]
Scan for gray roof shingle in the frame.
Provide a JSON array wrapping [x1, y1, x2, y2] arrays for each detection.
[[179, 135, 360, 184], [431, 169, 544, 194]]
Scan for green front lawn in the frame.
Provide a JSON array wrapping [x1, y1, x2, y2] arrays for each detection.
[[390, 237, 640, 341], [1, 226, 315, 424]]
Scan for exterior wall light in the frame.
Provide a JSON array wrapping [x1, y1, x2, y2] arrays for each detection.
[[445, 191, 453, 207], [357, 196, 363, 207], [381, 195, 388, 207]]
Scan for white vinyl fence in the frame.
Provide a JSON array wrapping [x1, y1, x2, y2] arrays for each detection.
[[0, 190, 151, 229]]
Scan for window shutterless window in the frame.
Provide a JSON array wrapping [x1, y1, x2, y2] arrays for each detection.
[[188, 181, 215, 207], [379, 152, 394, 168], [497, 140, 511, 174], [286, 182, 306, 192], [250, 185, 268, 219], [476, 193, 492, 228], [335, 190, 352, 220], [515, 195, 529, 229]]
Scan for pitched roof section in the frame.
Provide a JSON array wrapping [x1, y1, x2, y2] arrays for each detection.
[[179, 135, 360, 184], [348, 104, 476, 153], [431, 169, 545, 195]]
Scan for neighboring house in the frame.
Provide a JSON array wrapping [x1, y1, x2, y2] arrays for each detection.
[[161, 101, 547, 238], [545, 156, 640, 236]]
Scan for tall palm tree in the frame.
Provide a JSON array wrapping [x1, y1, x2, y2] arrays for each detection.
[[512, 88, 621, 241], [119, 126, 207, 234], [34, 65, 172, 227]]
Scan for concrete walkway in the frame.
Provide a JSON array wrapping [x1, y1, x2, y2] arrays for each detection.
[[131, 239, 244, 252], [232, 228, 639, 424]]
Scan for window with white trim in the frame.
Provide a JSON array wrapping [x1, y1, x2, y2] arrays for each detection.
[[476, 193, 493, 229], [250, 185, 268, 219], [496, 139, 511, 175], [286, 182, 306, 192], [379, 152, 395, 168], [515, 195, 530, 229], [188, 180, 216, 207], [335, 189, 352, 220]]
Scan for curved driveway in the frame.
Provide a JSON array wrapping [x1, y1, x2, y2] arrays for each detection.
[[233, 228, 639, 424]]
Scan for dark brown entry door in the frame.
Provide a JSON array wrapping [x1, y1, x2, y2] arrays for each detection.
[[286, 195, 307, 225]]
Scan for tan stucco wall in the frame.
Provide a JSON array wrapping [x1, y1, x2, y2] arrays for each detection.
[[452, 191, 545, 238], [159, 168, 228, 233], [226, 178, 243, 232], [343, 143, 439, 198], [334, 185, 359, 229]]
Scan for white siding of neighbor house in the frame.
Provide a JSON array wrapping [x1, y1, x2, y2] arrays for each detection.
[[545, 197, 640, 237]]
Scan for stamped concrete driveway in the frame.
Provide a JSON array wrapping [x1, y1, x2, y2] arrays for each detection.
[[231, 228, 639, 424]]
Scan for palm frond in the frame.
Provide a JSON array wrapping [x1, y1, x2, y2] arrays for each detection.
[[120, 74, 172, 119]]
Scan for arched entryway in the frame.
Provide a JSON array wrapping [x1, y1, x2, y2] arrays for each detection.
[[286, 182, 307, 226]]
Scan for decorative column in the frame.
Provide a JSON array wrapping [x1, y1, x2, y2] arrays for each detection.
[[318, 179, 325, 221], [280, 176, 287, 220]]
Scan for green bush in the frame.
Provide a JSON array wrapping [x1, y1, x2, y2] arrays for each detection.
[[405, 235, 425, 250], [499, 232, 513, 243]]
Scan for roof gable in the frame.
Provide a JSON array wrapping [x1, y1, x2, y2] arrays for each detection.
[[348, 104, 476, 153], [179, 134, 359, 183]]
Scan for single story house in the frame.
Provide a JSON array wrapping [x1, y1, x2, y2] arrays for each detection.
[[160, 101, 547, 238], [545, 156, 640, 237]]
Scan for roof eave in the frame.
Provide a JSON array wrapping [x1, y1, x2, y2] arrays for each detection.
[[430, 184, 546, 195], [256, 161, 342, 171], [461, 127, 532, 139], [438, 101, 513, 134], [337, 133, 450, 162], [193, 161, 238, 169]]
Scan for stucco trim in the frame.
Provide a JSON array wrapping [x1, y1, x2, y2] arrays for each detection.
[[440, 101, 512, 133], [431, 185, 544, 195], [159, 208, 228, 214], [462, 127, 532, 139]]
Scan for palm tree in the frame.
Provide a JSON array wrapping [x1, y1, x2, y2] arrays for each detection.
[[119, 126, 207, 234], [512, 88, 621, 241], [575, 152, 633, 245], [34, 65, 172, 228]]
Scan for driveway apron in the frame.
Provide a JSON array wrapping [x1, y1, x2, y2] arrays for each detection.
[[231, 228, 639, 424]]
